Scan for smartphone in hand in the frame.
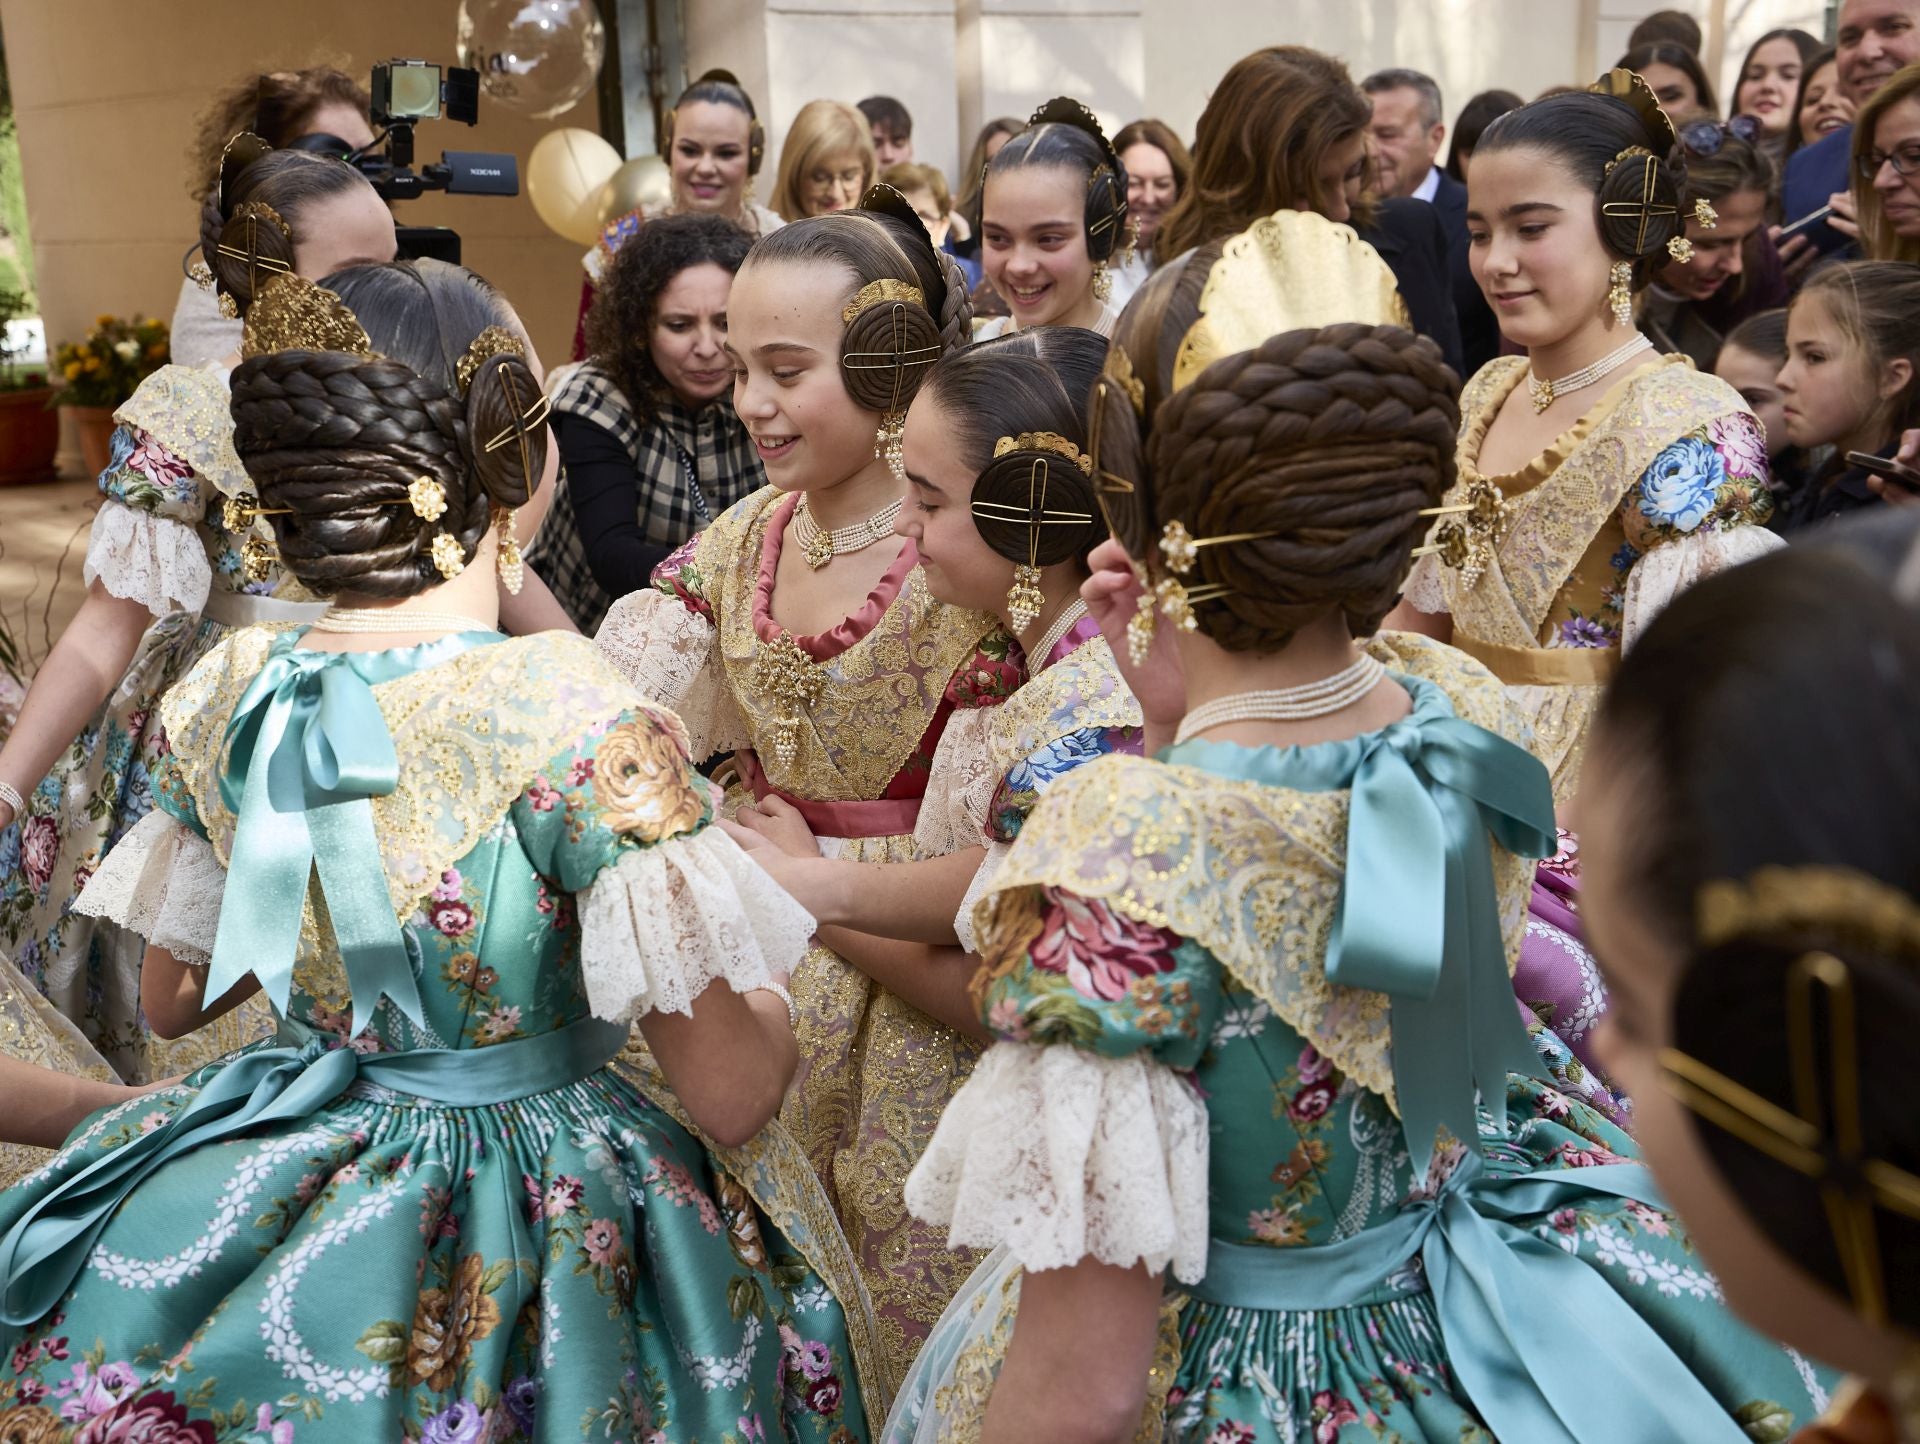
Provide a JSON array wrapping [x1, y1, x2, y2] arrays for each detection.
[[1776, 205, 1834, 241], [1847, 451, 1920, 495]]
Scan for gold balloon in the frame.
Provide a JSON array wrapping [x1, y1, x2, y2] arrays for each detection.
[[595, 156, 674, 229], [526, 128, 623, 246]]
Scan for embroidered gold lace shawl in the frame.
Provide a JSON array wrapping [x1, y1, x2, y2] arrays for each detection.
[[695, 488, 995, 802], [977, 633, 1533, 1111], [117, 364, 318, 601], [986, 633, 1140, 792], [1417, 356, 1747, 799]]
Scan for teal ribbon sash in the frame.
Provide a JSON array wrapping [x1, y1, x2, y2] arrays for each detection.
[[206, 634, 483, 1036], [0, 1014, 628, 1326], [1165, 675, 1557, 1173], [1188, 1155, 1752, 1444]]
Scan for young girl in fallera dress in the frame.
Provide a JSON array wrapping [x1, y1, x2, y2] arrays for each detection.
[[975, 99, 1129, 340], [884, 209, 1833, 1444], [1581, 513, 1920, 1444], [594, 186, 1018, 1386], [726, 326, 1143, 1040], [0, 259, 877, 1442]]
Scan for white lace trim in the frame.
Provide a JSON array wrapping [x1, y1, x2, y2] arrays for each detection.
[[594, 589, 747, 759], [578, 824, 816, 1023], [1622, 525, 1783, 652], [911, 703, 996, 858], [905, 1040, 1210, 1283], [83, 501, 212, 618], [1400, 552, 1451, 617], [954, 839, 1012, 956], [71, 811, 225, 966]]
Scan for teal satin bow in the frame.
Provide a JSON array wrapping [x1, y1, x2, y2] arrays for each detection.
[[1164, 674, 1557, 1173], [209, 641, 426, 1036], [1192, 1155, 1756, 1444]]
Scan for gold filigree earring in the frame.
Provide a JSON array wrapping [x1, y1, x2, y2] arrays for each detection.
[[1607, 261, 1633, 328], [1092, 261, 1113, 304], [494, 507, 524, 595], [876, 411, 907, 484], [1006, 564, 1045, 632], [1127, 583, 1157, 666]]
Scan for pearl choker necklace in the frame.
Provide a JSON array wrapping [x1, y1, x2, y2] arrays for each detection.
[[1526, 333, 1652, 414], [1173, 655, 1386, 746], [1029, 599, 1090, 671], [310, 607, 496, 635], [793, 495, 903, 569]]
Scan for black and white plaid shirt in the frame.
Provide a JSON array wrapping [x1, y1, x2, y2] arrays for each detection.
[[528, 362, 764, 632]]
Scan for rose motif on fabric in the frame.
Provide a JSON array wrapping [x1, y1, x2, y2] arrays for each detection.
[[407, 1253, 503, 1392], [1310, 1390, 1361, 1444], [1028, 887, 1179, 1002], [591, 719, 705, 842], [1708, 411, 1768, 485], [1638, 436, 1725, 534], [421, 1401, 485, 1444], [0, 1405, 67, 1444], [19, 815, 57, 893], [71, 1392, 216, 1444]]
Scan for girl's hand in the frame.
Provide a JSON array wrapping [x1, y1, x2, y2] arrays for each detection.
[[1081, 537, 1186, 729], [721, 817, 838, 921], [729, 794, 822, 859], [1827, 188, 1861, 241]]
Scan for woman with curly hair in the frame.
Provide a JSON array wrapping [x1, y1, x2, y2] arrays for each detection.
[[533, 213, 763, 631]]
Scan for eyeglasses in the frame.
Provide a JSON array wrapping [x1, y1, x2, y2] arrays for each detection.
[[1858, 143, 1920, 179], [1679, 115, 1763, 156]]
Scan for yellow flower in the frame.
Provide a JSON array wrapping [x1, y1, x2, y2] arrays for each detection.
[[591, 717, 706, 842], [94, 313, 114, 329], [62, 360, 79, 380], [82, 356, 100, 373]]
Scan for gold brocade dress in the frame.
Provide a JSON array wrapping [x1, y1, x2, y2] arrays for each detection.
[[595, 485, 1020, 1389], [1404, 354, 1780, 806]]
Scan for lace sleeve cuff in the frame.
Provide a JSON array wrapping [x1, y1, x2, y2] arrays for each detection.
[[1399, 552, 1450, 617], [594, 589, 745, 759], [1621, 524, 1783, 651], [83, 502, 212, 618], [71, 811, 225, 965], [911, 704, 996, 858], [578, 823, 817, 1023], [904, 1040, 1210, 1283], [953, 840, 1011, 955]]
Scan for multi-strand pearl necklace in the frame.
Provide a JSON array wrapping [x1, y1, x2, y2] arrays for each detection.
[[793, 495, 903, 569], [1526, 333, 1652, 414], [1029, 599, 1090, 671], [1173, 654, 1387, 746], [309, 607, 495, 635]]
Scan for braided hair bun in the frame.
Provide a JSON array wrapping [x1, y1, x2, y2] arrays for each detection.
[[197, 145, 369, 318], [230, 260, 547, 599], [1097, 246, 1460, 653], [992, 97, 1131, 264]]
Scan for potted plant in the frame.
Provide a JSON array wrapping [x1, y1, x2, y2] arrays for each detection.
[[53, 313, 168, 479], [0, 284, 54, 486]]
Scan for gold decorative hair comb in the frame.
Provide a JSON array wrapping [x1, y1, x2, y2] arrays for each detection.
[[240, 273, 377, 360], [992, 432, 1093, 475], [842, 278, 924, 325]]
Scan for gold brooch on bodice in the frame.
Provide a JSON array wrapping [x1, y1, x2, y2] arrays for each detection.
[[751, 632, 827, 766]]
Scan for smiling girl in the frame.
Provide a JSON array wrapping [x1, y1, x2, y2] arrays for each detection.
[[725, 326, 1143, 1039], [1394, 73, 1781, 808], [976, 98, 1130, 338], [594, 188, 1019, 1380]]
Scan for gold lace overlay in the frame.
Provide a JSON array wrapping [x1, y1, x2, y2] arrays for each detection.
[[610, 1041, 895, 1428], [1430, 354, 1736, 801], [697, 488, 999, 802], [161, 629, 656, 1002], [986, 633, 1139, 786], [684, 488, 1004, 1378], [978, 634, 1533, 1111]]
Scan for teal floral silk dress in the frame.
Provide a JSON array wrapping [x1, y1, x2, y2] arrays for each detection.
[[0, 626, 880, 1442], [885, 633, 1834, 1444], [2, 363, 301, 1084]]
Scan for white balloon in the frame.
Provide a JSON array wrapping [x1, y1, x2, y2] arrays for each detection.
[[526, 128, 623, 245], [456, 0, 606, 121]]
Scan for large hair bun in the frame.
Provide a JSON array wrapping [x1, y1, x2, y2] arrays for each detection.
[[1148, 322, 1460, 652], [1026, 96, 1130, 263], [972, 436, 1101, 567], [840, 282, 945, 414], [1595, 146, 1689, 264], [463, 347, 547, 511]]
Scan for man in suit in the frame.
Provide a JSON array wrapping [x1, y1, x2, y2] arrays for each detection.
[[1780, 0, 1920, 268], [1364, 67, 1494, 375]]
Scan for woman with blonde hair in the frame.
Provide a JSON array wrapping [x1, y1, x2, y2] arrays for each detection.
[[771, 99, 877, 221], [1846, 61, 1920, 265]]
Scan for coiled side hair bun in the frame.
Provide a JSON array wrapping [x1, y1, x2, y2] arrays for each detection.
[[197, 145, 368, 318]]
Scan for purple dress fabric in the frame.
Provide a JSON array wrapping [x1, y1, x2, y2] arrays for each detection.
[[1511, 832, 1631, 1127]]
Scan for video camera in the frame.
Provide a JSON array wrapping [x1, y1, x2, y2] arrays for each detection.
[[291, 60, 520, 266]]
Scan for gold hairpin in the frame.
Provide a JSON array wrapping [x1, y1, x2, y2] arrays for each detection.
[[1154, 576, 1233, 631], [1601, 151, 1679, 255], [1693, 197, 1719, 230], [482, 392, 552, 454], [1412, 479, 1507, 588], [993, 431, 1093, 475], [455, 324, 528, 396], [1157, 519, 1278, 577], [221, 492, 292, 535], [407, 476, 449, 523], [841, 278, 924, 325], [1660, 950, 1920, 1328], [429, 533, 467, 580]]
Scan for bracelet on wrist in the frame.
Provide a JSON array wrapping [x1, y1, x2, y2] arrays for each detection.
[[755, 981, 798, 1029], [0, 779, 24, 817]]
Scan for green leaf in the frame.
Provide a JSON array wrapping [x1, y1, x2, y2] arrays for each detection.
[[479, 1259, 515, 1294], [353, 1319, 408, 1365], [1734, 1400, 1795, 1442], [726, 1273, 765, 1322]]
